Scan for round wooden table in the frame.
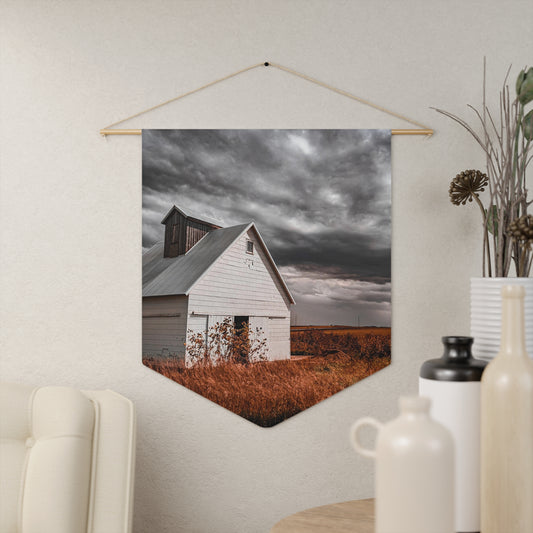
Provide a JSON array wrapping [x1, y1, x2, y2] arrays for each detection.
[[270, 498, 374, 533]]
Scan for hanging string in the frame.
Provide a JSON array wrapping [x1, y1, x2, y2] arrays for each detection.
[[267, 62, 431, 132], [100, 61, 432, 136], [102, 62, 265, 131]]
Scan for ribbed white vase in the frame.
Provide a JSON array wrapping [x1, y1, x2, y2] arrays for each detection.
[[471, 277, 533, 360]]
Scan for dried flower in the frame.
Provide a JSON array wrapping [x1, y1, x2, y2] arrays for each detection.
[[449, 170, 489, 206], [435, 63, 532, 277], [509, 214, 533, 246]]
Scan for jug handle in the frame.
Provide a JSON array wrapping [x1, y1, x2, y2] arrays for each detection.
[[350, 417, 382, 459]]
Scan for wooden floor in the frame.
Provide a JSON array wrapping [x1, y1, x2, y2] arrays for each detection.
[[270, 499, 374, 533]]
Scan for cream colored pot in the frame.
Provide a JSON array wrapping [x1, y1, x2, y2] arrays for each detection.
[[350, 396, 454, 533], [471, 277, 533, 360]]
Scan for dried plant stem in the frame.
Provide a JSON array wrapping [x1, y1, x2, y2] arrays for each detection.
[[519, 246, 530, 277], [433, 64, 531, 278], [473, 194, 492, 276]]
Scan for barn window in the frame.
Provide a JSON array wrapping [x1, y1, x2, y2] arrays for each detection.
[[246, 240, 254, 254]]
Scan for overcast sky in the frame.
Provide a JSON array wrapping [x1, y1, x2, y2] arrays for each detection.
[[142, 129, 391, 326]]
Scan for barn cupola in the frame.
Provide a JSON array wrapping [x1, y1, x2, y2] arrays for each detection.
[[161, 205, 221, 258]]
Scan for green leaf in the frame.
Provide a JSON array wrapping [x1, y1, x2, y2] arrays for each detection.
[[516, 70, 525, 95], [522, 109, 533, 141], [486, 205, 499, 235], [516, 67, 533, 106]]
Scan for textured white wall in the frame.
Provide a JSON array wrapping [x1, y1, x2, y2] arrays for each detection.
[[1, 1, 531, 532]]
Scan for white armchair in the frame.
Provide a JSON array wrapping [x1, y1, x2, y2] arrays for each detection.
[[0, 383, 136, 533]]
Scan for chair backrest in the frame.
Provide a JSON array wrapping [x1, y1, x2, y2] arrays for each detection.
[[0, 383, 136, 533]]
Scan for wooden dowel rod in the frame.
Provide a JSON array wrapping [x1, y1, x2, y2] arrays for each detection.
[[100, 128, 433, 137], [100, 129, 143, 136], [392, 129, 433, 136]]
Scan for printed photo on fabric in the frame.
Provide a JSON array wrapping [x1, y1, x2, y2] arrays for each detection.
[[142, 129, 391, 426]]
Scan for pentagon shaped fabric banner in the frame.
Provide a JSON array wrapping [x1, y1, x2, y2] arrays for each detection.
[[142, 129, 391, 426]]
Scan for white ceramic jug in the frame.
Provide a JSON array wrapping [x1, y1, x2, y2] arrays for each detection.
[[350, 396, 454, 533]]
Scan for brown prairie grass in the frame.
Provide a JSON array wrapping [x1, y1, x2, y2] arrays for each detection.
[[291, 326, 388, 334], [291, 327, 391, 357], [143, 328, 391, 427]]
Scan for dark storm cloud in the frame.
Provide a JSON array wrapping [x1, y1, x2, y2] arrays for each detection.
[[281, 268, 391, 326], [272, 229, 390, 282], [142, 129, 391, 326], [143, 129, 390, 278]]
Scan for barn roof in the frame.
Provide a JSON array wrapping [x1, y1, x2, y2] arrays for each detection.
[[142, 222, 294, 303], [160, 204, 221, 228]]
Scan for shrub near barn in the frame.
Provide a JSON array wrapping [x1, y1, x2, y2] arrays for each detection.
[[186, 317, 268, 366]]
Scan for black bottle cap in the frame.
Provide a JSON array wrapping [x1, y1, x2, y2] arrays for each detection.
[[420, 336, 488, 382]]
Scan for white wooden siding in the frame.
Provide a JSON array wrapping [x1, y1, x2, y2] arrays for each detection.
[[189, 229, 291, 317], [207, 314, 233, 363], [142, 295, 188, 359], [188, 229, 291, 360], [249, 316, 270, 361], [187, 314, 208, 338], [249, 316, 268, 336], [208, 315, 229, 329], [185, 313, 208, 364]]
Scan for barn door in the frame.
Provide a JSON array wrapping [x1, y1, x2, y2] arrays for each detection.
[[249, 316, 269, 361], [267, 317, 291, 361], [186, 314, 208, 364], [205, 315, 231, 362]]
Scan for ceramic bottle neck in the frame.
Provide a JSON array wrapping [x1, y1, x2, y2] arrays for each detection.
[[500, 286, 527, 358], [402, 411, 430, 422], [399, 396, 430, 420], [442, 336, 473, 361]]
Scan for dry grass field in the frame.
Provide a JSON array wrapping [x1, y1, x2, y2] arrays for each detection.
[[291, 326, 391, 356], [143, 326, 391, 427]]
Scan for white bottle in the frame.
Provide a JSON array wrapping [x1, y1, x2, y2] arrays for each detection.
[[350, 396, 454, 533], [419, 336, 486, 533], [481, 285, 533, 532]]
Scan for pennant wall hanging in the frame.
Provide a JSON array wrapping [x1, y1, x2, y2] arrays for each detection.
[[101, 61, 432, 426]]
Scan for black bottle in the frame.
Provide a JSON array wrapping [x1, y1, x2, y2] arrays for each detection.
[[419, 336, 487, 533]]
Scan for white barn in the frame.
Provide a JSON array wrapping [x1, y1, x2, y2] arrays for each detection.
[[142, 205, 294, 363]]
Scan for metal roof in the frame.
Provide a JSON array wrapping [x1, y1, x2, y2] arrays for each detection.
[[160, 204, 221, 228], [142, 222, 294, 303]]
